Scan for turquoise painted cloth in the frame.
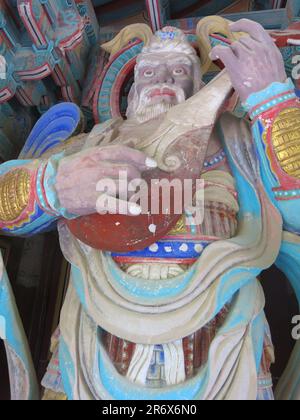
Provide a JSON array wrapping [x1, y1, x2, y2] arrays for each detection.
[[0, 257, 38, 399]]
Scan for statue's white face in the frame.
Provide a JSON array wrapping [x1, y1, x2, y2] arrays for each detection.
[[127, 52, 196, 123]]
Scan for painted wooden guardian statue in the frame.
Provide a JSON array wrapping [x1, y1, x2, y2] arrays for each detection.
[[0, 17, 300, 400]]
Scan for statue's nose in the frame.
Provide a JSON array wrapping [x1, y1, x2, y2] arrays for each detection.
[[155, 69, 174, 84]]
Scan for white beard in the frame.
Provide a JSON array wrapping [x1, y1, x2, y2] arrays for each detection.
[[128, 84, 186, 124], [134, 101, 174, 123]]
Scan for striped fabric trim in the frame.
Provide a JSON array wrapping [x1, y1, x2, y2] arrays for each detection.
[[112, 240, 210, 264], [36, 162, 59, 217], [94, 41, 143, 123]]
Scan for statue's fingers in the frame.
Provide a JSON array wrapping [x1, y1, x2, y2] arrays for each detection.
[[210, 45, 238, 71], [238, 36, 261, 52], [116, 146, 158, 171], [96, 165, 143, 208], [116, 163, 143, 182], [230, 40, 252, 58], [229, 19, 273, 45], [95, 178, 137, 199], [95, 145, 157, 171], [96, 193, 142, 216], [95, 163, 142, 189]]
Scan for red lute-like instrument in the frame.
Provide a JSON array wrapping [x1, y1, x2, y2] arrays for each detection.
[[66, 71, 234, 252], [66, 169, 182, 253]]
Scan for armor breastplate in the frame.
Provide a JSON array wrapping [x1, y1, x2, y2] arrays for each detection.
[[112, 167, 238, 265]]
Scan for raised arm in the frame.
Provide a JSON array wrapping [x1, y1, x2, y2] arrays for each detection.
[[212, 18, 300, 400], [211, 19, 300, 234]]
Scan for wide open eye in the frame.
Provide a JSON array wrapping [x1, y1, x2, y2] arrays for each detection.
[[173, 67, 185, 76], [144, 69, 155, 78]]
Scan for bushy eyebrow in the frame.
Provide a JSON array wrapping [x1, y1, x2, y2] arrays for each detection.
[[137, 57, 192, 69], [137, 59, 161, 67], [168, 57, 192, 66]]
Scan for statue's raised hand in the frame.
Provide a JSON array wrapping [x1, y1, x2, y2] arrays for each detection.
[[210, 19, 287, 102], [55, 145, 157, 217]]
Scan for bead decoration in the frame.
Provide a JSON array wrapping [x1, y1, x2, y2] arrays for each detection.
[[203, 150, 226, 170], [244, 79, 295, 112], [250, 92, 296, 119], [112, 240, 210, 261], [274, 188, 300, 199]]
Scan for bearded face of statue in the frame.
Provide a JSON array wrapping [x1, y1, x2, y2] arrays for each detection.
[[126, 52, 199, 123]]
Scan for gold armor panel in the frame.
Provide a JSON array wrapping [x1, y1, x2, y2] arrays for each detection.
[[272, 108, 300, 178], [168, 216, 187, 235], [0, 169, 31, 222]]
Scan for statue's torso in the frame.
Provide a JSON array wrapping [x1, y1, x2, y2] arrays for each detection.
[[100, 125, 240, 387], [42, 118, 275, 399]]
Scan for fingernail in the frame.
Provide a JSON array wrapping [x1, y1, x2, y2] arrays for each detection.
[[129, 203, 142, 216], [145, 157, 158, 168]]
